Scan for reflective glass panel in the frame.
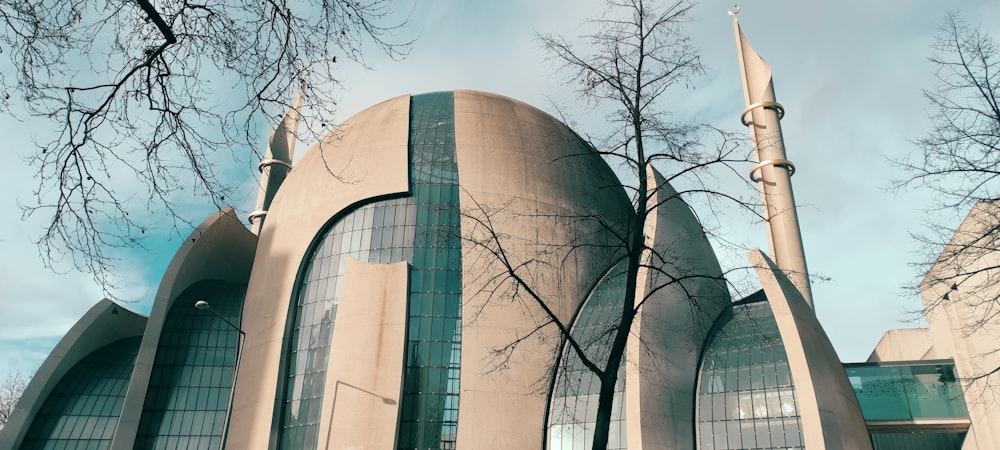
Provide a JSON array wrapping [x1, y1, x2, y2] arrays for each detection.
[[845, 362, 968, 421]]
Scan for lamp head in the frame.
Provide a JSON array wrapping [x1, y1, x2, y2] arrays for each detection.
[[194, 300, 210, 310]]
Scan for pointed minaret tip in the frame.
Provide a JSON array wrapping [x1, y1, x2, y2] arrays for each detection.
[[251, 88, 305, 233]]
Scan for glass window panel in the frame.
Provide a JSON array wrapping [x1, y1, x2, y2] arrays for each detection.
[[846, 362, 968, 421], [546, 264, 628, 450], [130, 281, 245, 448], [694, 298, 803, 450], [784, 418, 802, 447], [21, 338, 140, 449]]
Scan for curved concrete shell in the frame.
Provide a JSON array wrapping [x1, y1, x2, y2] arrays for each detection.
[[546, 167, 731, 450], [0, 299, 146, 449], [112, 207, 257, 450], [696, 291, 806, 449], [749, 249, 871, 450], [229, 94, 411, 449], [625, 167, 731, 448]]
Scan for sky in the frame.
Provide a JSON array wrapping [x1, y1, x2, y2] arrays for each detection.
[[1, 0, 999, 377]]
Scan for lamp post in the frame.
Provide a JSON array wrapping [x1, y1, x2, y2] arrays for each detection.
[[194, 300, 245, 450]]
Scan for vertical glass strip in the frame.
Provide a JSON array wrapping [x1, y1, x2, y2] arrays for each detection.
[[397, 92, 462, 450]]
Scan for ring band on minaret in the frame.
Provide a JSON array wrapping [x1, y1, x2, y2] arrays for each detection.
[[258, 158, 293, 172], [248, 210, 267, 224], [740, 101, 785, 126], [750, 159, 796, 183]]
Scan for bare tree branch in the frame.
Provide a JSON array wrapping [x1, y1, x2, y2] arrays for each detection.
[[0, 0, 412, 294], [893, 12, 1000, 387]]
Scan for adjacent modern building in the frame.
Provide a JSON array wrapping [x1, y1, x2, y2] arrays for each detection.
[[1, 18, 998, 450]]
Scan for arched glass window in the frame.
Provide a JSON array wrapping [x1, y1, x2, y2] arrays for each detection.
[[548, 263, 628, 450], [696, 292, 803, 450], [21, 337, 141, 450], [135, 280, 247, 450]]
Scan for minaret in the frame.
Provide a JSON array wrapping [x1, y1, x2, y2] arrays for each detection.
[[732, 10, 814, 307], [249, 89, 303, 234]]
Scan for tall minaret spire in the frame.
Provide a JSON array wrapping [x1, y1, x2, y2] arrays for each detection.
[[732, 10, 814, 307], [249, 86, 304, 234]]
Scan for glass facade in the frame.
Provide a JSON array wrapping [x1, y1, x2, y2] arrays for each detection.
[[134, 280, 246, 450], [845, 362, 968, 421], [276, 92, 462, 450], [548, 263, 628, 450], [696, 292, 803, 450], [21, 337, 141, 450], [397, 91, 463, 450]]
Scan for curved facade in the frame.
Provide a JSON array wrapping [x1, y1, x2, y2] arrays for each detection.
[[112, 207, 257, 450], [547, 167, 731, 450], [0, 298, 147, 450], [274, 93, 464, 448], [749, 249, 872, 450], [548, 263, 630, 450]]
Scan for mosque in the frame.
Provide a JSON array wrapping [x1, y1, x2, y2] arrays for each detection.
[[0, 16, 994, 450]]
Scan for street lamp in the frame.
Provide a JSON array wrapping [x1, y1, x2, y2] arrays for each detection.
[[194, 300, 246, 450]]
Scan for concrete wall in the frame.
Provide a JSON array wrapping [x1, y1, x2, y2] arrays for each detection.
[[0, 299, 146, 449], [228, 94, 411, 449], [867, 328, 939, 363], [626, 167, 730, 449], [318, 259, 408, 449], [750, 249, 872, 450], [921, 201, 1000, 450], [112, 207, 258, 450]]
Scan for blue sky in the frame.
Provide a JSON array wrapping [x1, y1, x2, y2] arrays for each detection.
[[1, 0, 998, 377]]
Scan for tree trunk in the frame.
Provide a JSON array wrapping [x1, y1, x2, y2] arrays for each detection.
[[591, 371, 619, 450]]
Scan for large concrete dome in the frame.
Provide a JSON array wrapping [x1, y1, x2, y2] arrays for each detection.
[[230, 91, 641, 449]]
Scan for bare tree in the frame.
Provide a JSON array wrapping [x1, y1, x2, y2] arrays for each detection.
[[894, 13, 1000, 331], [0, 371, 29, 431], [888, 13, 1000, 391], [0, 0, 411, 290], [462, 1, 756, 449]]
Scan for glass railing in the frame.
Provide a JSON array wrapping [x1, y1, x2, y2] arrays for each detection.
[[844, 361, 968, 421]]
